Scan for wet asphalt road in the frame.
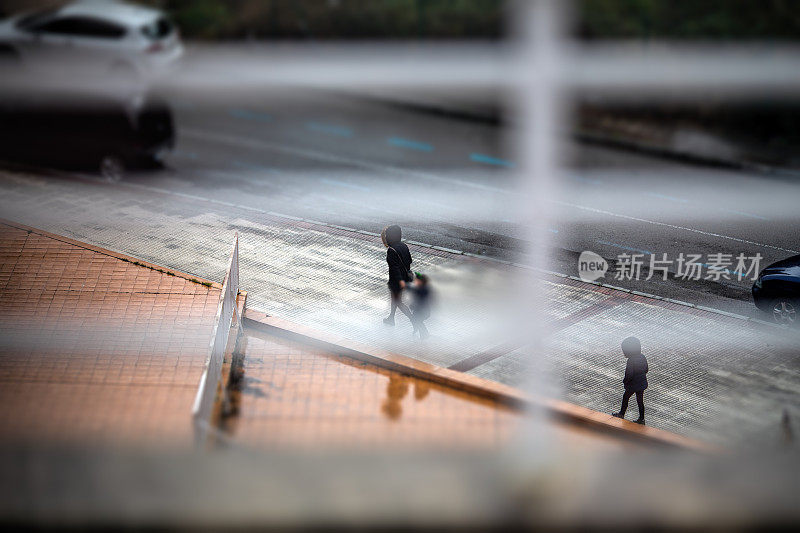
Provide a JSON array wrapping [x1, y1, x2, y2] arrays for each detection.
[[2, 88, 799, 318], [167, 90, 799, 317]]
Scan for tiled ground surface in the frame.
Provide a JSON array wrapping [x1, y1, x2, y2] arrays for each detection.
[[0, 221, 632, 452], [221, 329, 629, 452], [1, 171, 798, 448], [471, 279, 800, 447], [0, 223, 221, 447]]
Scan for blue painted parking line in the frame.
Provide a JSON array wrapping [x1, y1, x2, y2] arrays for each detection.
[[320, 178, 371, 192], [645, 192, 688, 204], [388, 137, 433, 152], [305, 122, 353, 137], [596, 240, 653, 255], [470, 153, 515, 168], [548, 228, 559, 234], [229, 108, 272, 122]]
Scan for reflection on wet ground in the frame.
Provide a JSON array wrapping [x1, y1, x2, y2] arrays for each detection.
[[219, 327, 519, 450]]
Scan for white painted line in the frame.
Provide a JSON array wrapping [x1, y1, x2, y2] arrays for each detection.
[[552, 199, 799, 254], [182, 127, 796, 257]]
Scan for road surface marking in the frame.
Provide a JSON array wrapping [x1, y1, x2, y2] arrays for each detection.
[[646, 192, 768, 222], [181, 127, 509, 194], [180, 128, 797, 255], [387, 137, 434, 152], [305, 122, 354, 138], [229, 108, 272, 122], [470, 153, 515, 168], [553, 199, 798, 254], [0, 169, 789, 326]]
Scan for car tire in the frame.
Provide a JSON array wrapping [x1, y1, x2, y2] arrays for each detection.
[[770, 298, 798, 327], [100, 155, 125, 183]]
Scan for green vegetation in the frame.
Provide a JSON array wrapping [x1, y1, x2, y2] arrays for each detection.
[[139, 0, 800, 40], [148, 0, 504, 40], [578, 0, 800, 40], [162, 0, 232, 39], [4, 1, 799, 40]]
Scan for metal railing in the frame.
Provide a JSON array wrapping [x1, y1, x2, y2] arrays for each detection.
[[192, 232, 239, 446]]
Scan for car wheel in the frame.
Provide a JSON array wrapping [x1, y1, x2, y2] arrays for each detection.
[[771, 298, 798, 326], [100, 155, 125, 183]]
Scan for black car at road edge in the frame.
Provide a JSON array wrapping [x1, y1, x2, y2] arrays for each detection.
[[753, 254, 800, 326], [0, 91, 173, 182]]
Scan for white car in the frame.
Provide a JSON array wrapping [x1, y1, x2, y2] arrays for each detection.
[[0, 0, 183, 79]]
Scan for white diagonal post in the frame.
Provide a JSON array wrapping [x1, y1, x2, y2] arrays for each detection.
[[192, 232, 239, 447]]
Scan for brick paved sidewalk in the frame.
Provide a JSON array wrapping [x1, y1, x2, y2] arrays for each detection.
[[220, 324, 651, 452], [0, 221, 222, 448], [0, 220, 666, 453]]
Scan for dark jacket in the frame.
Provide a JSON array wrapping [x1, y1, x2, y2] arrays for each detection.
[[386, 242, 412, 286], [623, 353, 649, 392]]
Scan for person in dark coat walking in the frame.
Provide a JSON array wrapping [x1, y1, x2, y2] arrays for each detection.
[[381, 225, 414, 327], [612, 336, 648, 424]]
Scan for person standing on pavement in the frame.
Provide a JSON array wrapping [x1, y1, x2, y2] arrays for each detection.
[[612, 336, 648, 425], [382, 225, 414, 327]]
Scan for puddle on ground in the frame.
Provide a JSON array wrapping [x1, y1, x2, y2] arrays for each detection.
[[217, 327, 519, 449]]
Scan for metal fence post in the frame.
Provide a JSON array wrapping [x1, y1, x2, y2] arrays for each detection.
[[192, 232, 240, 448]]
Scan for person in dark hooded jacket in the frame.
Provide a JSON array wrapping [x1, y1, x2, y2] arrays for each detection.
[[382, 225, 414, 327], [612, 336, 648, 424]]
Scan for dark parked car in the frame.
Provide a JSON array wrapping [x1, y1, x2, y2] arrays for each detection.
[[752, 254, 800, 326], [0, 92, 173, 181]]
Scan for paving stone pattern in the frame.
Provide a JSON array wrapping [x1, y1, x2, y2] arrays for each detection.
[[225, 329, 629, 452], [0, 223, 221, 447], [1, 171, 798, 447]]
